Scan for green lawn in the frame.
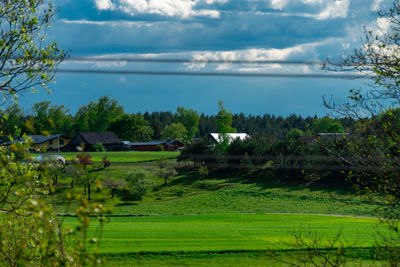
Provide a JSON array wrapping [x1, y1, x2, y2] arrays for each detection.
[[36, 151, 179, 162], [64, 213, 382, 254]]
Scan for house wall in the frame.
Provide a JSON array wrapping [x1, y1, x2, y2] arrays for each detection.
[[130, 145, 159, 151], [33, 137, 71, 151]]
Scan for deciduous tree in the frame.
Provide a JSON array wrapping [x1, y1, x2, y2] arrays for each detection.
[[0, 0, 64, 103]]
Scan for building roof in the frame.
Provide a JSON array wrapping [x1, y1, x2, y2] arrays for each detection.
[[4, 134, 69, 145], [209, 133, 250, 144], [78, 131, 123, 145]]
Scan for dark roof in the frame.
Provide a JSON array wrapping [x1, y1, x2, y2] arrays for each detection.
[[4, 134, 69, 145], [128, 140, 184, 146], [29, 134, 70, 144], [78, 132, 122, 145]]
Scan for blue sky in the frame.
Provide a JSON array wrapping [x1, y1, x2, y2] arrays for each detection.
[[18, 0, 393, 116]]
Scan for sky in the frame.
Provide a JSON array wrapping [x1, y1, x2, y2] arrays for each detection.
[[17, 0, 394, 116]]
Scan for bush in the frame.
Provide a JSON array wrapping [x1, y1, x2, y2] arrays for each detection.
[[92, 143, 105, 152], [125, 170, 154, 200], [155, 144, 164, 151]]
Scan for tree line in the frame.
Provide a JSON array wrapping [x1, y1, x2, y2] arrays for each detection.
[[0, 96, 355, 142]]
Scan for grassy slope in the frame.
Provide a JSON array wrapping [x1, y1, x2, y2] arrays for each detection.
[[55, 163, 380, 216], [49, 154, 385, 265]]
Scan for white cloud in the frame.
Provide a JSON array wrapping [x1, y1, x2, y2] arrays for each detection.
[[185, 42, 322, 72], [375, 17, 391, 36], [94, 0, 225, 18], [371, 0, 384, 11], [270, 0, 289, 10], [95, 0, 115, 10], [269, 0, 349, 20], [313, 0, 349, 20]]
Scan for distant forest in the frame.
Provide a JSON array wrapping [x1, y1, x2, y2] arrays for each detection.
[[0, 96, 355, 141]]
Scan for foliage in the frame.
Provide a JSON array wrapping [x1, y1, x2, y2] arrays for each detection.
[[216, 100, 236, 134], [31, 101, 74, 135], [125, 170, 154, 200], [312, 117, 344, 134], [155, 144, 164, 151], [161, 122, 187, 141], [198, 165, 208, 186], [286, 128, 304, 139], [102, 179, 126, 198], [176, 106, 200, 141], [92, 142, 105, 152], [109, 114, 153, 142], [0, 0, 65, 103], [0, 97, 359, 141], [323, 1, 400, 117], [74, 96, 124, 133], [102, 156, 111, 168], [0, 139, 109, 266], [157, 160, 177, 185], [0, 104, 26, 139]]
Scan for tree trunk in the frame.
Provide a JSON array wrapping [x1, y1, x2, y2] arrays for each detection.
[[164, 176, 168, 185], [87, 183, 91, 200], [111, 188, 114, 198]]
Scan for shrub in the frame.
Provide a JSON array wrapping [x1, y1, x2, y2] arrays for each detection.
[[92, 143, 105, 152], [155, 144, 164, 151], [125, 170, 154, 200]]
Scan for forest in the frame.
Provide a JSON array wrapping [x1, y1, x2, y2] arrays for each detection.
[[0, 96, 355, 142]]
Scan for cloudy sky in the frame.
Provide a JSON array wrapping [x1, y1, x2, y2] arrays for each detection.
[[18, 0, 393, 116]]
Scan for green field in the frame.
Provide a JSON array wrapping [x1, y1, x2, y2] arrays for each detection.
[[38, 151, 179, 162], [63, 213, 386, 266], [46, 152, 390, 266], [65, 213, 380, 254]]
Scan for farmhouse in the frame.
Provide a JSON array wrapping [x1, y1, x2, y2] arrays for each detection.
[[208, 133, 250, 144], [127, 140, 184, 151], [4, 134, 71, 151], [63, 131, 123, 151]]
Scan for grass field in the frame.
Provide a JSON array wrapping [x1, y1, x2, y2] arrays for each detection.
[[62, 213, 386, 266], [45, 152, 389, 265], [36, 151, 179, 162], [64, 213, 380, 254]]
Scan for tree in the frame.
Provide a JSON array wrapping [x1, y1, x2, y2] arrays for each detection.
[[109, 113, 153, 142], [311, 118, 344, 134], [102, 180, 126, 198], [0, 140, 108, 265], [286, 128, 304, 139], [161, 122, 187, 141], [198, 165, 208, 186], [216, 100, 236, 134], [0, 0, 64, 103], [31, 101, 73, 135], [323, 2, 400, 264], [74, 96, 124, 132], [125, 170, 154, 200], [176, 106, 200, 141], [323, 1, 400, 118], [157, 160, 177, 185], [0, 104, 25, 139]]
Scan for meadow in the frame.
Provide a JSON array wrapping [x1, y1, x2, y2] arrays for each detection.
[[53, 152, 387, 266], [37, 151, 180, 162]]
